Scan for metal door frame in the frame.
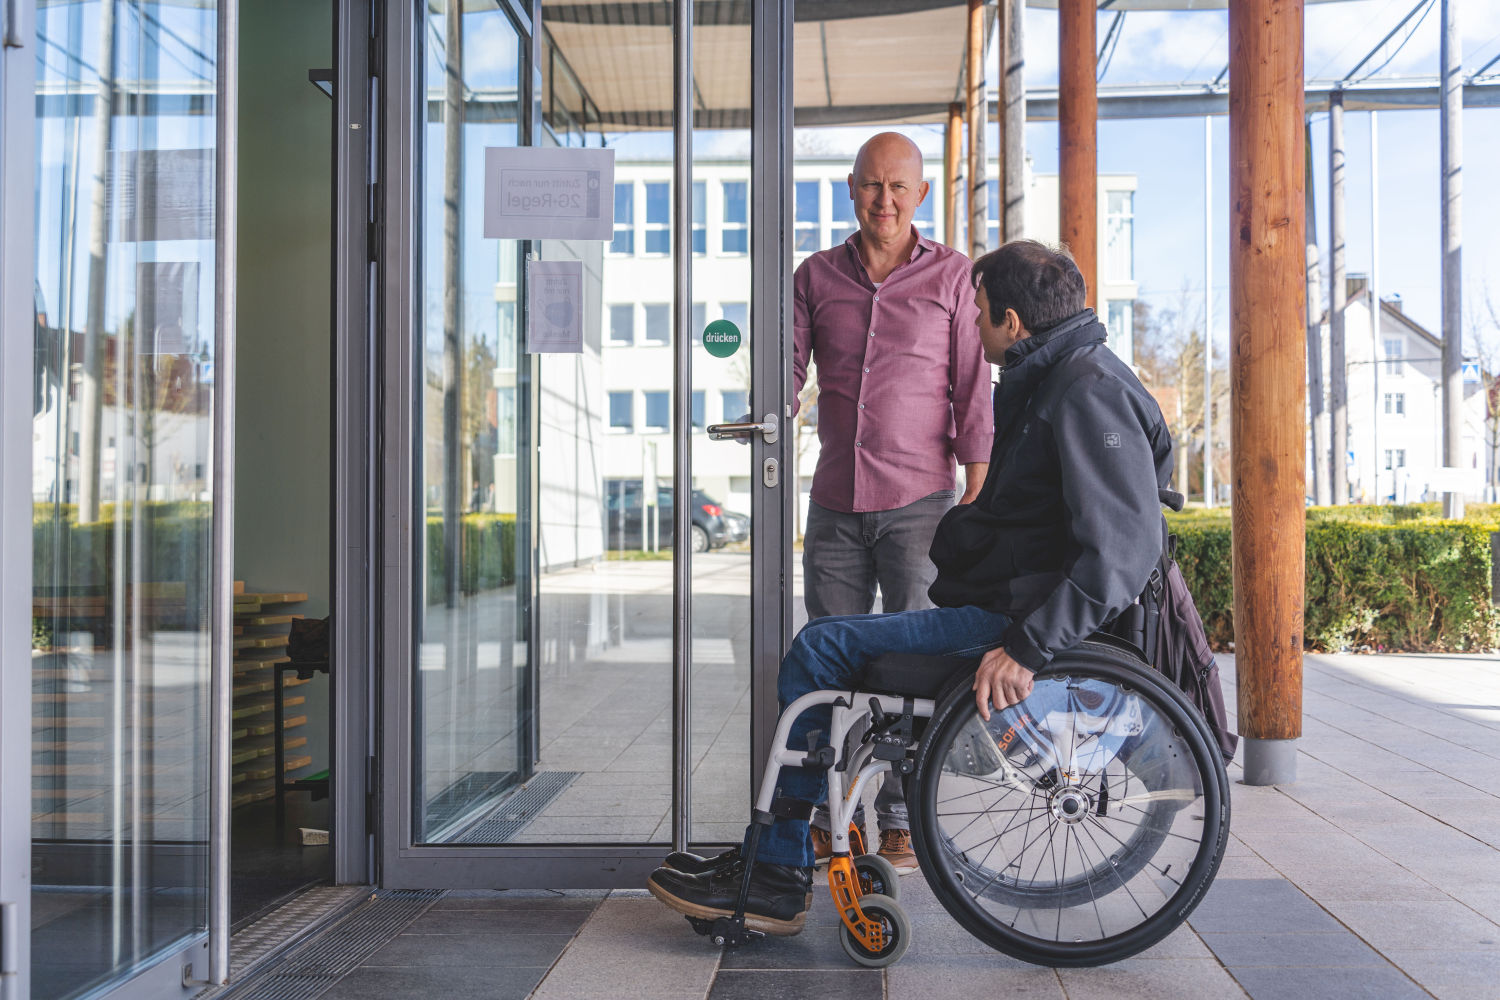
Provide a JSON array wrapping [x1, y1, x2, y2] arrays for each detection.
[[1, 2, 37, 996], [376, 0, 793, 890]]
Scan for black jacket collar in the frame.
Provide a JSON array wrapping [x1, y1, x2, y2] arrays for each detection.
[[999, 309, 1108, 392]]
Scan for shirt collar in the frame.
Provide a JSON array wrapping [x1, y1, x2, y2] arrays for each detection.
[[843, 226, 932, 274]]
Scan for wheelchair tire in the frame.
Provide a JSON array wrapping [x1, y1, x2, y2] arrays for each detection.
[[837, 893, 911, 968], [909, 641, 1229, 967], [853, 853, 900, 901]]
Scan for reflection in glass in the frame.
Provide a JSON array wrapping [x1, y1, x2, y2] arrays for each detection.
[[30, 0, 218, 995]]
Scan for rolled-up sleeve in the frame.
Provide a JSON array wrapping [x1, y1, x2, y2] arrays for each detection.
[[948, 279, 994, 464]]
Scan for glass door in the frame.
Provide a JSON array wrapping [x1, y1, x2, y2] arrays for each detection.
[[21, 0, 230, 995], [380, 0, 793, 887]]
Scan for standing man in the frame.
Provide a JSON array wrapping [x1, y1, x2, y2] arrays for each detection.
[[793, 132, 993, 872]]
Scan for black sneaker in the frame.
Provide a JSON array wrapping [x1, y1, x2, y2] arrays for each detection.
[[647, 861, 813, 936], [661, 846, 741, 876]]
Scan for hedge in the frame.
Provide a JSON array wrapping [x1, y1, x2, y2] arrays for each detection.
[[1169, 506, 1500, 653], [424, 513, 518, 604]]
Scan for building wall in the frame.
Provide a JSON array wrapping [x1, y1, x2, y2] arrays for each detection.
[[235, 0, 332, 769]]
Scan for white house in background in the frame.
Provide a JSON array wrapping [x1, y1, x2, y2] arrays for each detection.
[[1318, 277, 1490, 503], [599, 156, 1140, 521]]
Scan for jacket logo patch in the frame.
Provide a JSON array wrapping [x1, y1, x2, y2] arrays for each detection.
[[1103, 433, 1122, 448]]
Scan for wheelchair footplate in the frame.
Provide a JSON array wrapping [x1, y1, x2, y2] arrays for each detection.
[[685, 915, 765, 948]]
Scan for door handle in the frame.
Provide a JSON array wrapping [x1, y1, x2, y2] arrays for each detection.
[[706, 412, 778, 445], [3, 0, 29, 49]]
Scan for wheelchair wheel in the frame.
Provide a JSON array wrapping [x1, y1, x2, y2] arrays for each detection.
[[837, 893, 911, 968], [854, 853, 900, 901], [910, 641, 1229, 967]]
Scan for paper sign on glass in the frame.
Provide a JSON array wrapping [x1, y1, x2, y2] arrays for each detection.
[[484, 147, 615, 241], [526, 260, 584, 354]]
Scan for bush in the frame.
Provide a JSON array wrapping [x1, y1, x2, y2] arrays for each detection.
[[424, 513, 518, 604], [1169, 506, 1500, 653]]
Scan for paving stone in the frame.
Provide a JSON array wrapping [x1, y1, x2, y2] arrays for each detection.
[[364, 930, 577, 968], [1187, 879, 1344, 935], [1056, 958, 1250, 1000], [886, 955, 1065, 999], [708, 969, 883, 1000], [1199, 930, 1387, 968], [1380, 947, 1500, 998], [318, 965, 549, 1000], [1320, 899, 1500, 953], [401, 907, 591, 935], [1228, 965, 1429, 1000], [531, 897, 721, 1000]]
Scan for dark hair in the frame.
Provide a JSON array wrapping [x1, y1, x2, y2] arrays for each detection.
[[970, 240, 1088, 334]]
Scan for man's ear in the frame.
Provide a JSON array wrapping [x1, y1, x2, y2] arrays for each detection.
[[917, 178, 930, 204], [847, 173, 855, 200], [1007, 308, 1029, 341]]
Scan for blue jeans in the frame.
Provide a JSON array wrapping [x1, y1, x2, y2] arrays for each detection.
[[755, 605, 1012, 867]]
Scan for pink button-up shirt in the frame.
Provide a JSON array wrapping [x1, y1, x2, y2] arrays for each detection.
[[793, 230, 994, 514]]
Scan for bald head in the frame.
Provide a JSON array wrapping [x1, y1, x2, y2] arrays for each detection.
[[853, 132, 925, 179], [847, 132, 930, 250]]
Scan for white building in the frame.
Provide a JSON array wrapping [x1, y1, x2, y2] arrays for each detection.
[[598, 156, 1141, 521], [1320, 278, 1489, 503]]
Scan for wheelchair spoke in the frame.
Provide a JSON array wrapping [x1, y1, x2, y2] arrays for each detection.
[[1077, 818, 1151, 920]]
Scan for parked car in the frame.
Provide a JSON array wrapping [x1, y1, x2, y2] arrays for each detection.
[[720, 509, 749, 544], [604, 481, 730, 552]]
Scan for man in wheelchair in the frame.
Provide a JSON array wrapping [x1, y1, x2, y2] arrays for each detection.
[[649, 240, 1175, 937]]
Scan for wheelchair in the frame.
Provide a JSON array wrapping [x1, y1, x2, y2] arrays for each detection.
[[676, 635, 1231, 969]]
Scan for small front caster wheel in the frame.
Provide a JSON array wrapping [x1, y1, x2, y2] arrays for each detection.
[[837, 893, 911, 968], [853, 853, 901, 901]]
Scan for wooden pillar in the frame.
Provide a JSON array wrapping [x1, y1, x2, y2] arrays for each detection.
[[1229, 0, 1306, 785], [1001, 0, 1026, 240], [1058, 0, 1097, 309], [966, 0, 987, 258], [945, 101, 963, 249]]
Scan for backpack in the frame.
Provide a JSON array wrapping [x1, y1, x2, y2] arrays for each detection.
[[1104, 493, 1238, 763]]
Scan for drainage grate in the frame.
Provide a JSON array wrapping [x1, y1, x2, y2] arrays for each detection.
[[227, 886, 370, 981], [212, 890, 442, 1000], [457, 771, 578, 844]]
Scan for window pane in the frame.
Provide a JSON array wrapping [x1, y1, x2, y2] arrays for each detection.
[[692, 303, 707, 343], [832, 193, 858, 244], [644, 304, 670, 343], [645, 391, 670, 430], [693, 228, 706, 255], [915, 179, 936, 227], [795, 180, 820, 224], [610, 304, 635, 343], [646, 229, 671, 255], [722, 390, 749, 421], [693, 180, 707, 222], [610, 392, 634, 428], [723, 181, 748, 224], [722, 302, 749, 334], [612, 182, 634, 253], [986, 179, 999, 222], [646, 181, 670, 224], [692, 391, 706, 429], [721, 229, 748, 255], [795, 228, 822, 252]]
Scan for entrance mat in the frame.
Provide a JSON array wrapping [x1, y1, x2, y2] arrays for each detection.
[[212, 889, 442, 1000], [457, 771, 579, 844]]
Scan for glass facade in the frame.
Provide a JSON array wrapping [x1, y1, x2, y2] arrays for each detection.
[[29, 0, 219, 994]]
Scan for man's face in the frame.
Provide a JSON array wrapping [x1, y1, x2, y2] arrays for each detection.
[[975, 285, 1028, 364], [847, 140, 929, 245]]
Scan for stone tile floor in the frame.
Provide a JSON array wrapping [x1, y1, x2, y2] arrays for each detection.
[[242, 649, 1500, 999]]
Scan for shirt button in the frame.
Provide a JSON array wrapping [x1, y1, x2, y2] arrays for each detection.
[[874, 296, 880, 302], [868, 331, 875, 338], [856, 441, 863, 447], [859, 403, 865, 409], [863, 367, 870, 373]]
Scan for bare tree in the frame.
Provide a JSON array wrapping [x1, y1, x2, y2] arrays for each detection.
[[1134, 289, 1230, 501], [1467, 282, 1500, 499]]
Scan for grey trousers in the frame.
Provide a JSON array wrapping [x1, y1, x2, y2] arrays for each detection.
[[802, 489, 955, 832]]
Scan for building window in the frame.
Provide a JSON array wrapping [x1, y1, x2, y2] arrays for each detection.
[[722, 180, 748, 254], [914, 177, 936, 240], [692, 302, 706, 345], [645, 181, 670, 254], [610, 182, 634, 255], [1384, 448, 1407, 470], [721, 302, 748, 339], [691, 390, 706, 430], [692, 180, 707, 256], [832, 189, 858, 245], [644, 391, 670, 431], [609, 391, 634, 431], [794, 180, 821, 253], [1106, 299, 1135, 366], [608, 304, 634, 344], [985, 179, 1000, 251], [644, 304, 670, 344], [722, 389, 749, 421], [1384, 392, 1406, 415], [1383, 337, 1404, 376], [1106, 190, 1134, 282]]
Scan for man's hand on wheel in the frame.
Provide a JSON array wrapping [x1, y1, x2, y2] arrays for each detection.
[[973, 646, 1034, 721]]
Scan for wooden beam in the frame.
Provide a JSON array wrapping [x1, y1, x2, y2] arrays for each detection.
[[945, 101, 963, 249], [1229, 0, 1306, 783], [1058, 0, 1096, 309], [966, 0, 988, 258]]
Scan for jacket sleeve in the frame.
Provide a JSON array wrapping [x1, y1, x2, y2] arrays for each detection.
[[948, 274, 994, 464], [1002, 373, 1163, 670], [791, 261, 812, 417]]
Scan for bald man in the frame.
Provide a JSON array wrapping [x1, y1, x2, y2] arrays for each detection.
[[791, 133, 994, 872]]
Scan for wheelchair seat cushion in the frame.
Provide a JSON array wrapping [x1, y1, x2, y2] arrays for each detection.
[[860, 653, 978, 700]]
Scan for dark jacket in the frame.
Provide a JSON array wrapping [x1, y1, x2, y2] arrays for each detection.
[[927, 309, 1173, 670]]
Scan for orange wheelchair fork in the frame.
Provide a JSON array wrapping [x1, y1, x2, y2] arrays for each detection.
[[827, 855, 886, 953]]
